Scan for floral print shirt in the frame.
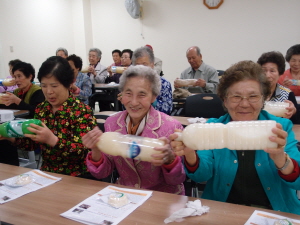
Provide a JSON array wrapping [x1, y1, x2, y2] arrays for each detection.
[[155, 77, 173, 115], [15, 95, 97, 176]]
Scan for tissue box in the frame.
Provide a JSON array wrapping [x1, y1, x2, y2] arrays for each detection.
[[0, 110, 14, 123]]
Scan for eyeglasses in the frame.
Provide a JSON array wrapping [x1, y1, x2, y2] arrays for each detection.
[[226, 94, 262, 103]]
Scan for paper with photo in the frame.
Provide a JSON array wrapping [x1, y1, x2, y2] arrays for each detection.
[[61, 185, 152, 225], [0, 170, 62, 204]]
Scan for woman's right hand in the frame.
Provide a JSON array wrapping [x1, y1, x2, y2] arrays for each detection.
[[82, 126, 103, 161]]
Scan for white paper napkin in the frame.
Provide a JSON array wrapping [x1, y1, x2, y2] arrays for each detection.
[[187, 117, 207, 124], [164, 199, 210, 223]]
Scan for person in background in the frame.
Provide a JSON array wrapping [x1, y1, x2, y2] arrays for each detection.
[[56, 47, 68, 59], [107, 49, 122, 77], [257, 51, 299, 124], [67, 54, 92, 105], [0, 56, 97, 177], [145, 44, 162, 76], [170, 60, 300, 214], [0, 62, 45, 117], [175, 46, 219, 93], [132, 46, 173, 115], [0, 59, 20, 93], [83, 65, 185, 194], [87, 48, 107, 84], [106, 49, 132, 84], [278, 44, 300, 96]]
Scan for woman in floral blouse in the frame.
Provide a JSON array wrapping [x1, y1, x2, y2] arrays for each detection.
[[1, 56, 97, 177]]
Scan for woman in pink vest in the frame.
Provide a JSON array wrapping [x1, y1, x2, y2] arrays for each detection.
[[83, 65, 186, 195]]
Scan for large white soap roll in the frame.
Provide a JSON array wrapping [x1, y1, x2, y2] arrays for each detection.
[[181, 123, 226, 150], [227, 120, 277, 150]]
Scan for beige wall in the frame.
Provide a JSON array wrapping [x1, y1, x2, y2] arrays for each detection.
[[1, 0, 299, 86]]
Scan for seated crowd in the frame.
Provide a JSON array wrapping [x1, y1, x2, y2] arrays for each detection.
[[0, 44, 299, 215]]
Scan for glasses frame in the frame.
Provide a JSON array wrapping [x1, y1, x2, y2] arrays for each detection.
[[226, 94, 263, 103]]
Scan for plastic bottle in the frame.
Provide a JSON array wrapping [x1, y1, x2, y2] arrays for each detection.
[[174, 79, 197, 87], [111, 66, 126, 74], [96, 132, 165, 162], [264, 101, 289, 117], [0, 119, 42, 138], [290, 79, 300, 86], [175, 120, 277, 150], [0, 78, 16, 87]]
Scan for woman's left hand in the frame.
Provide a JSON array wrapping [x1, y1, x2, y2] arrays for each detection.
[[151, 137, 175, 167], [283, 100, 296, 119], [1, 92, 21, 106], [24, 122, 58, 147]]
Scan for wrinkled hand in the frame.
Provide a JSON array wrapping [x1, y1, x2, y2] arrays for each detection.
[[283, 100, 296, 119], [82, 126, 103, 151], [24, 122, 58, 147], [264, 123, 287, 161], [282, 77, 292, 87], [195, 78, 206, 88], [88, 65, 96, 76], [169, 129, 195, 157], [1, 92, 21, 106], [151, 137, 175, 166]]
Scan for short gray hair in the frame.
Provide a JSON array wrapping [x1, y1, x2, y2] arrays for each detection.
[[56, 47, 68, 56], [89, 48, 102, 58], [186, 46, 201, 55], [119, 65, 161, 97], [132, 47, 155, 65]]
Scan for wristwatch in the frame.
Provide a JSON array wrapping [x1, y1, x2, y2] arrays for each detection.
[[276, 152, 291, 171]]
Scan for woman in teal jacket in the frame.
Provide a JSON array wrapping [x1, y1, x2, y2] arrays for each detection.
[[170, 61, 300, 215]]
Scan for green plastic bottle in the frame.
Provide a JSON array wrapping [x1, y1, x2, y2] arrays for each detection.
[[0, 119, 42, 138]]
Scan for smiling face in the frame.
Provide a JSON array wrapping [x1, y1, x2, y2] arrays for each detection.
[[40, 75, 70, 112], [89, 51, 100, 65], [121, 76, 156, 126], [289, 54, 300, 74], [112, 52, 121, 64], [224, 80, 263, 121], [13, 70, 32, 91]]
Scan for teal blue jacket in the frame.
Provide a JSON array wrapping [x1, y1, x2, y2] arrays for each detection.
[[185, 110, 300, 215]]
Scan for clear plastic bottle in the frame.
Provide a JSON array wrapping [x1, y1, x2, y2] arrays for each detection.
[[111, 66, 126, 74], [174, 79, 197, 87], [175, 120, 277, 150], [0, 78, 16, 87], [264, 101, 289, 117], [96, 132, 164, 161], [0, 119, 42, 138], [290, 79, 300, 86]]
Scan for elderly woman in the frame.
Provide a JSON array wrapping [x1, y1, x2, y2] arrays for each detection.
[[87, 48, 107, 84], [278, 44, 300, 96], [257, 51, 299, 124], [106, 49, 133, 84], [0, 56, 97, 177], [67, 54, 92, 105], [56, 47, 68, 59], [0, 61, 45, 117], [83, 65, 185, 194], [170, 61, 300, 214], [0, 59, 20, 93]]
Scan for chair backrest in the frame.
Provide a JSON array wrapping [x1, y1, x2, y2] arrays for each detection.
[[217, 70, 224, 80], [184, 93, 227, 118]]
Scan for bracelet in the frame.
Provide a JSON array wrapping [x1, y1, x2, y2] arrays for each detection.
[[276, 152, 291, 171]]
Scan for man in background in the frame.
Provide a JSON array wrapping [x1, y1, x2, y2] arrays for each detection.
[[176, 46, 219, 93], [107, 49, 122, 77]]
